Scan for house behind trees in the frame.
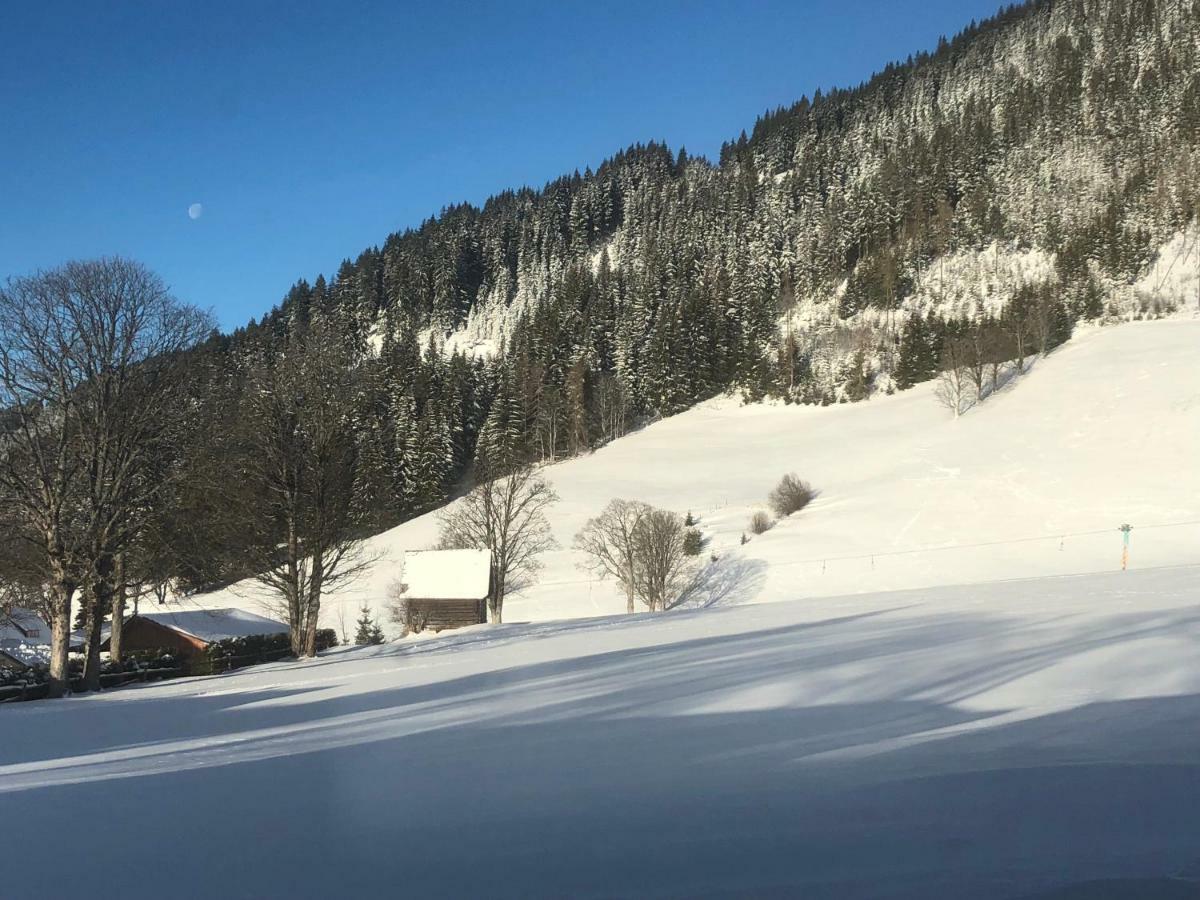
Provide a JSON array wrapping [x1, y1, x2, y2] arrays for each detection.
[[102, 609, 289, 662], [0, 608, 50, 671]]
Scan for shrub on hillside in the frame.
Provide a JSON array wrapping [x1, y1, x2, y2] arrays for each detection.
[[768, 474, 818, 517], [683, 528, 704, 556], [749, 511, 773, 535]]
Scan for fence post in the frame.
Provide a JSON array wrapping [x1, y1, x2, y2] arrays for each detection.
[[1119, 524, 1132, 570]]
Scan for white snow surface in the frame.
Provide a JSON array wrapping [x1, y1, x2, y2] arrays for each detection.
[[401, 548, 490, 600], [178, 318, 1200, 635], [3, 566, 1199, 897]]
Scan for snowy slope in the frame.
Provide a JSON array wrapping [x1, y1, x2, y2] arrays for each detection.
[[182, 318, 1200, 634], [4, 565, 1199, 898]]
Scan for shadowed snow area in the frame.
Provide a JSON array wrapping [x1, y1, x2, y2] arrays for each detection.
[[4, 566, 1200, 898]]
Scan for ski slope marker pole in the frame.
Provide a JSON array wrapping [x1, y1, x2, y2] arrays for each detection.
[[1119, 524, 1132, 570]]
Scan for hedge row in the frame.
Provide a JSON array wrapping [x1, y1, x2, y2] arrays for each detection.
[[1, 629, 339, 694], [0, 650, 180, 688], [192, 628, 338, 675]]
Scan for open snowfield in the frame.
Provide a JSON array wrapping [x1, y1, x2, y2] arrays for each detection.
[[4, 565, 1200, 898], [181, 317, 1200, 632], [3, 317, 1198, 897]]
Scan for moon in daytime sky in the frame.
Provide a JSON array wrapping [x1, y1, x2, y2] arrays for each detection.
[[188, 203, 204, 220]]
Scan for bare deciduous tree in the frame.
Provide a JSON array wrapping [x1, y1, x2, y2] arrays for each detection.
[[963, 323, 989, 403], [0, 522, 46, 626], [438, 464, 558, 624], [595, 372, 629, 445], [630, 508, 690, 612], [236, 320, 375, 657], [983, 321, 1012, 394], [0, 258, 211, 695], [574, 499, 650, 614], [1003, 290, 1034, 374], [934, 338, 976, 418]]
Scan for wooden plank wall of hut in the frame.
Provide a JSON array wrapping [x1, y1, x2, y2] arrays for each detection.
[[405, 598, 487, 633]]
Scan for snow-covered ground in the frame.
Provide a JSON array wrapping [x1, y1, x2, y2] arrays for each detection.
[[182, 317, 1200, 636], [5, 315, 1198, 898], [4, 565, 1199, 898]]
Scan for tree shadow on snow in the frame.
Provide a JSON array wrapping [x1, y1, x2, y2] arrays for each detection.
[[670, 554, 770, 610]]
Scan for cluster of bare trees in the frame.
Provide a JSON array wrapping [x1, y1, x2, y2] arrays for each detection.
[[936, 288, 1073, 417], [574, 500, 693, 613], [0, 259, 212, 696], [0, 259, 384, 696]]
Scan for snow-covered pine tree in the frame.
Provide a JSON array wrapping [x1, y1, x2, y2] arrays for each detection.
[[354, 605, 385, 645]]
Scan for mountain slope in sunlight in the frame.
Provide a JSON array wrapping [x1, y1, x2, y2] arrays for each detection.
[[185, 317, 1200, 632]]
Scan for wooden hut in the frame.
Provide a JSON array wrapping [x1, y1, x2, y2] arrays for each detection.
[[103, 608, 289, 661], [399, 549, 492, 632]]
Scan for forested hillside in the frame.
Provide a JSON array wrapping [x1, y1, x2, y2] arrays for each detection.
[[212, 0, 1197, 513]]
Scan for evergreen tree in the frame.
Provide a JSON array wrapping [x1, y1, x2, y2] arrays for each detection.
[[895, 314, 940, 389], [354, 605, 385, 645]]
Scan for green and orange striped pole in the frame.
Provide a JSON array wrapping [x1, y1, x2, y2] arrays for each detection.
[[1119, 524, 1132, 570]]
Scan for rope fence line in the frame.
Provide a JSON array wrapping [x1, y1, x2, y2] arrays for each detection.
[[531, 518, 1200, 589], [774, 519, 1200, 569]]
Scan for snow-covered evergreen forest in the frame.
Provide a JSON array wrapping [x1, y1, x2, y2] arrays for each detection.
[[205, 0, 1199, 545]]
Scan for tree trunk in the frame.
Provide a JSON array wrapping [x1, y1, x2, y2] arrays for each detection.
[[109, 554, 127, 664], [285, 510, 304, 657], [302, 556, 323, 657], [489, 564, 505, 624], [287, 582, 304, 657], [80, 590, 104, 692], [302, 604, 319, 657], [625, 584, 635, 615], [46, 583, 74, 699], [490, 576, 504, 625], [82, 555, 115, 692]]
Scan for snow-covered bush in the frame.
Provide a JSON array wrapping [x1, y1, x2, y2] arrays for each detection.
[[749, 511, 773, 535], [768, 474, 818, 517]]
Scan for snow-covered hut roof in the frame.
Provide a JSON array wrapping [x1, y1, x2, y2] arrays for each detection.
[[0, 642, 50, 669], [135, 608, 289, 644], [403, 549, 491, 601], [1, 607, 49, 642]]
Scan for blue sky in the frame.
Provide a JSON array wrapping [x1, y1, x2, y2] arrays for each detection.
[[1, 1, 1006, 329]]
